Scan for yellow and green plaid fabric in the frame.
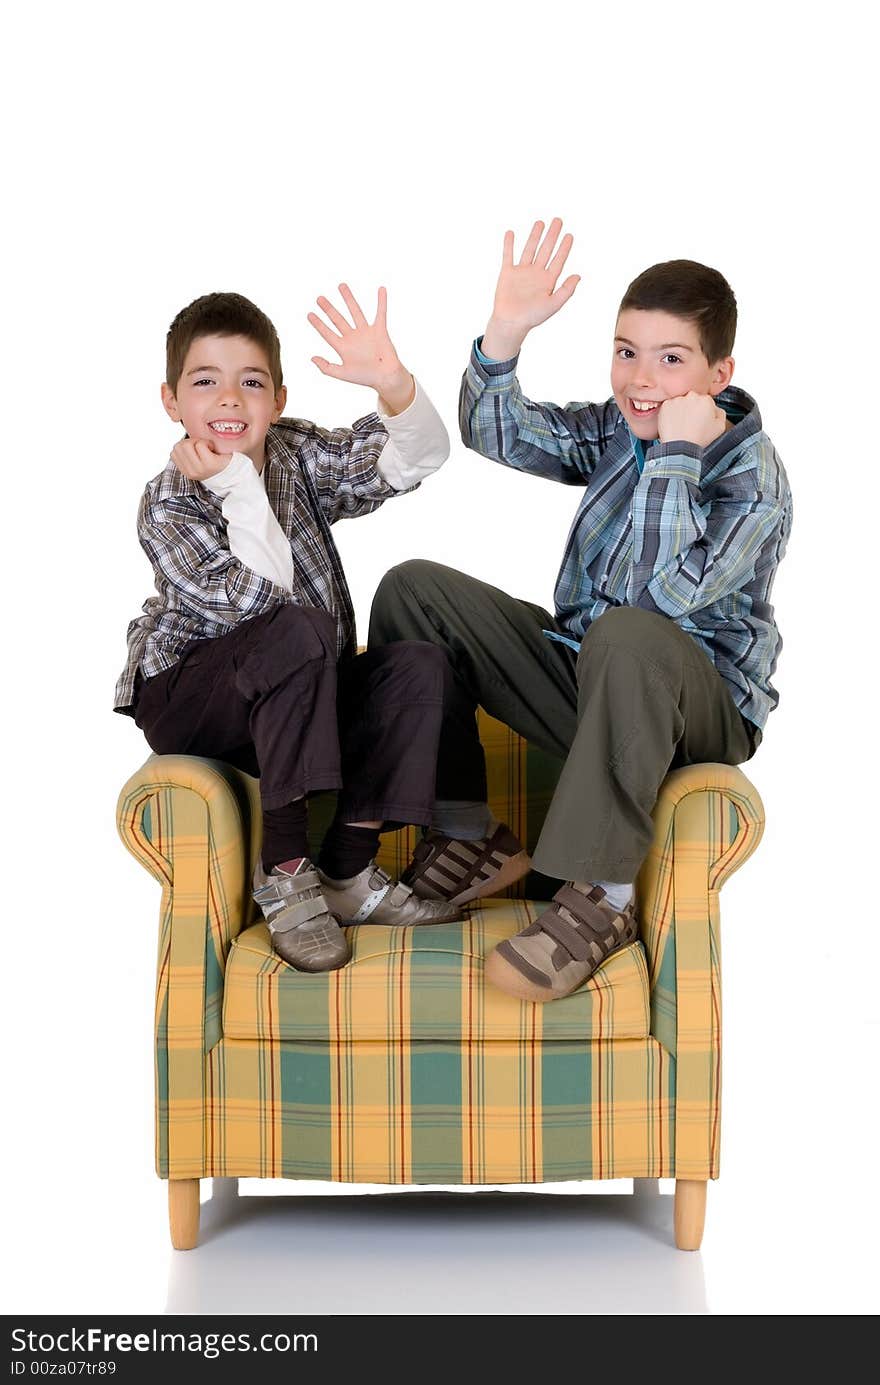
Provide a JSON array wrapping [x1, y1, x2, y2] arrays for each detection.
[[116, 713, 763, 1185], [223, 909, 650, 1043]]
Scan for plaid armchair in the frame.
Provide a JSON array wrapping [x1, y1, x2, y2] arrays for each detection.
[[116, 710, 763, 1252]]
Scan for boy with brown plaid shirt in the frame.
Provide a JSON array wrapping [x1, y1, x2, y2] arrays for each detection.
[[115, 286, 465, 973]]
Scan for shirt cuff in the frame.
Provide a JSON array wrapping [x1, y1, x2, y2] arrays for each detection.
[[641, 442, 704, 484], [469, 337, 520, 387], [374, 378, 450, 490], [474, 338, 503, 366], [201, 451, 255, 497]]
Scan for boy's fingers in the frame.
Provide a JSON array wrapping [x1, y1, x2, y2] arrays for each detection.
[[311, 357, 345, 379], [550, 274, 580, 307], [307, 311, 344, 350], [502, 230, 515, 268], [545, 233, 574, 281], [535, 216, 564, 269], [375, 285, 388, 325], [338, 282, 368, 328], [172, 439, 199, 470], [519, 219, 545, 265], [315, 296, 351, 335]]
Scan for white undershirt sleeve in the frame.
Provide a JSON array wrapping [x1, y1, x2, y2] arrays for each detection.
[[374, 378, 450, 490], [202, 451, 294, 593]]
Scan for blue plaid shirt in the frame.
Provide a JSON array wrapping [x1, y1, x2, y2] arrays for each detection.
[[460, 341, 793, 730]]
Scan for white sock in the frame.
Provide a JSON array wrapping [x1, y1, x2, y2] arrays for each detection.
[[594, 880, 634, 911], [431, 801, 496, 841]]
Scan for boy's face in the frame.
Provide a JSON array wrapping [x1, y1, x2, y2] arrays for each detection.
[[161, 334, 287, 469], [611, 309, 734, 441]]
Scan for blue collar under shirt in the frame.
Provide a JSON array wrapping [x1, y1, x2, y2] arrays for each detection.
[[631, 434, 657, 474]]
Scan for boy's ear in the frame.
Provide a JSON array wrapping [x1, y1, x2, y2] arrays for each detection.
[[709, 356, 735, 395], [272, 385, 287, 422], [161, 381, 182, 423]]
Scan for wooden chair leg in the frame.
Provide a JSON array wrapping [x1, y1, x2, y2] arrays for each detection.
[[674, 1179, 707, 1250], [169, 1178, 200, 1250]]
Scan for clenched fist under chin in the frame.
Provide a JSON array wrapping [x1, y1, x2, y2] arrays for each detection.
[[170, 437, 234, 482], [657, 392, 729, 449]]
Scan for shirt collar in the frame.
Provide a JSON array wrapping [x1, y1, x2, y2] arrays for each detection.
[[625, 385, 761, 470]]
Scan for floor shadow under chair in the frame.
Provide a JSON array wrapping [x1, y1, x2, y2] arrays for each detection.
[[164, 1178, 709, 1316]]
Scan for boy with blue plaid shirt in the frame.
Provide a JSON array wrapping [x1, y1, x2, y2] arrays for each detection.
[[370, 219, 793, 1002]]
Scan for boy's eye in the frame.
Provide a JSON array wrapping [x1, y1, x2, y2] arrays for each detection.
[[192, 377, 215, 387], [617, 348, 635, 360], [243, 378, 264, 388], [662, 354, 682, 365]]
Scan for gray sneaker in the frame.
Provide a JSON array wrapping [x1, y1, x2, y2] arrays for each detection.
[[253, 858, 351, 972], [317, 862, 464, 927]]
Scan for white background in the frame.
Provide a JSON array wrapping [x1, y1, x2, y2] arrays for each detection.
[[3, 0, 878, 1316]]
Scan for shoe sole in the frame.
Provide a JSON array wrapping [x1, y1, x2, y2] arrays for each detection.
[[270, 941, 352, 972], [484, 932, 639, 1002], [484, 946, 564, 1002], [422, 850, 533, 907]]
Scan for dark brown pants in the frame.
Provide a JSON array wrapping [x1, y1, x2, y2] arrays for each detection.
[[134, 603, 450, 826], [369, 561, 759, 883]]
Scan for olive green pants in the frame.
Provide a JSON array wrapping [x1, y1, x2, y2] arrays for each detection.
[[368, 560, 758, 885]]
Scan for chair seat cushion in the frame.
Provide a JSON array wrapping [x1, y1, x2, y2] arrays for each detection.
[[223, 899, 650, 1043]]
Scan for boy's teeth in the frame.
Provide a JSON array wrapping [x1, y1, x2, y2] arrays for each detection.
[[632, 401, 658, 412], [210, 422, 246, 432]]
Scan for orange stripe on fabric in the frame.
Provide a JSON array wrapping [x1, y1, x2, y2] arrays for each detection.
[[466, 916, 475, 1183], [334, 971, 343, 1180], [651, 869, 673, 986], [398, 929, 408, 1182], [268, 971, 277, 1176], [530, 1004, 537, 1183], [710, 955, 721, 1172], [658, 1044, 664, 1172], [596, 984, 604, 1180]]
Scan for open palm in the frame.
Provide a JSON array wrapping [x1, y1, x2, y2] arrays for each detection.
[[491, 218, 580, 332], [308, 284, 402, 389]]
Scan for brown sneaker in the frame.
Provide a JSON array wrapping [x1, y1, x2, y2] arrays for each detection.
[[402, 824, 532, 906], [317, 861, 463, 927], [252, 858, 351, 972], [484, 882, 638, 1002]]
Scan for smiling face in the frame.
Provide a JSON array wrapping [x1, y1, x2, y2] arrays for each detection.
[[161, 334, 287, 470], [611, 309, 734, 440]]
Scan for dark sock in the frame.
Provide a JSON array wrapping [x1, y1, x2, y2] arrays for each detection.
[[318, 822, 381, 879], [261, 798, 309, 873]]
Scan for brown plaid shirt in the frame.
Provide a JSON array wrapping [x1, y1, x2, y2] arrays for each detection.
[[114, 410, 409, 713]]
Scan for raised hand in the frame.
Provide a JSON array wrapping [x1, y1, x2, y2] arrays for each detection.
[[481, 218, 580, 360], [308, 284, 414, 413]]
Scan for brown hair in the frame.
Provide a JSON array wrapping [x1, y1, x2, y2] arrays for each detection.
[[618, 260, 737, 363], [165, 292, 283, 392]]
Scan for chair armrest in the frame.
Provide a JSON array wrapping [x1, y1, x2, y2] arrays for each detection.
[[638, 763, 764, 1178], [639, 762, 765, 1057], [116, 753, 261, 1054]]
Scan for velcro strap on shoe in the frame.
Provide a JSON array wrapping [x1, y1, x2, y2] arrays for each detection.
[[410, 837, 437, 865], [539, 912, 595, 962], [270, 894, 330, 934], [553, 886, 614, 936], [284, 868, 322, 893], [349, 877, 393, 923]]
